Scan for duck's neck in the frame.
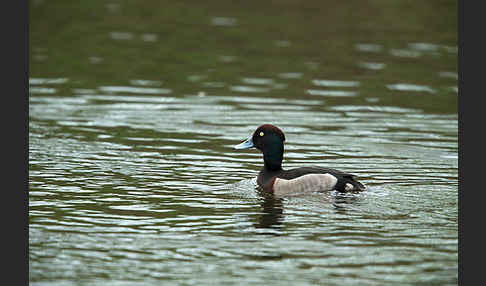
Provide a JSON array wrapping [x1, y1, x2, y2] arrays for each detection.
[[263, 141, 284, 171]]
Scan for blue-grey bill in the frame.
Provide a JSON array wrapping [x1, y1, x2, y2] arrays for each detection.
[[233, 136, 254, 150]]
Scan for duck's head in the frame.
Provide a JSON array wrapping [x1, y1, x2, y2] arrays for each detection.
[[233, 124, 286, 170]]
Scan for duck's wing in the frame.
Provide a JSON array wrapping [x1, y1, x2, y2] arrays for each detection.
[[279, 166, 365, 192]]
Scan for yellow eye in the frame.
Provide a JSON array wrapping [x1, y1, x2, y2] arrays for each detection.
[[259, 131, 264, 137]]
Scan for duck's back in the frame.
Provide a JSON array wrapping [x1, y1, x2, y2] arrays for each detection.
[[279, 166, 350, 180]]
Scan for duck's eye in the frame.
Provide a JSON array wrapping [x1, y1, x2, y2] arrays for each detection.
[[259, 131, 264, 137]]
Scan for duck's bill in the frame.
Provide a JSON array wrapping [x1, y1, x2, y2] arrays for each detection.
[[233, 136, 254, 150]]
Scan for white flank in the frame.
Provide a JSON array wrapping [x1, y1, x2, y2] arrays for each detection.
[[273, 174, 337, 197]]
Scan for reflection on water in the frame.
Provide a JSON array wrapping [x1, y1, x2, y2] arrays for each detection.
[[254, 193, 285, 230], [386, 83, 436, 94], [30, 0, 457, 285]]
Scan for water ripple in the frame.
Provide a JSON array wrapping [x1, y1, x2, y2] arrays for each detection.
[[29, 64, 456, 286]]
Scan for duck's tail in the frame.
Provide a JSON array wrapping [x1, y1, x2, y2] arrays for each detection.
[[334, 177, 366, 192]]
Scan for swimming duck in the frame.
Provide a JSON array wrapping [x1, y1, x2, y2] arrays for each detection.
[[233, 124, 365, 196]]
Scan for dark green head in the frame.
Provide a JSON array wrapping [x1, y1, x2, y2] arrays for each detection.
[[233, 124, 286, 170]]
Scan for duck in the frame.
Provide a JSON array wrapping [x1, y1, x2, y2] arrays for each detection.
[[233, 124, 366, 197]]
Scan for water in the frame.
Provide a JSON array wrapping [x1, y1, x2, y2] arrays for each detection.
[[29, 1, 457, 285]]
